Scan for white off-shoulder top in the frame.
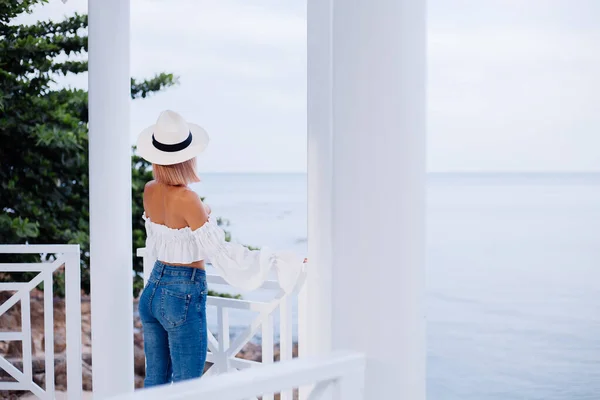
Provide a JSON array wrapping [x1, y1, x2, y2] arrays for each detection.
[[142, 214, 304, 293]]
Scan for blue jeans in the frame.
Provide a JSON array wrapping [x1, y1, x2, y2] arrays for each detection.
[[138, 261, 208, 387]]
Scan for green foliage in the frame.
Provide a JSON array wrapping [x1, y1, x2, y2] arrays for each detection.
[[0, 1, 174, 296], [0, 0, 244, 299], [208, 291, 242, 300]]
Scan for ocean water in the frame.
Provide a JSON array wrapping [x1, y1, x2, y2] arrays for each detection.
[[194, 173, 600, 400]]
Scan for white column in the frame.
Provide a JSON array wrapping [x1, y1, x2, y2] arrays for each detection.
[[303, 0, 334, 360], [88, 0, 134, 397], [306, 0, 426, 399]]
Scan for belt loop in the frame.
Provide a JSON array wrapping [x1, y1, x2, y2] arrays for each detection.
[[158, 261, 166, 279], [191, 268, 197, 281]]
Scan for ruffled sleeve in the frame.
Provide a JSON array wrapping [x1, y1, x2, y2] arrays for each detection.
[[192, 219, 305, 293]]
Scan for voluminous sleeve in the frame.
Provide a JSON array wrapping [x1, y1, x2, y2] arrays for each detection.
[[193, 218, 304, 293]]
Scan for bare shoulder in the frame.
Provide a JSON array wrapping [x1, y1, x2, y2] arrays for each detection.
[[144, 180, 159, 194], [143, 181, 157, 207], [175, 186, 203, 207], [174, 187, 208, 229]]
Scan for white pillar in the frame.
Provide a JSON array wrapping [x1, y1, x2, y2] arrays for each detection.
[[306, 0, 426, 399], [88, 0, 134, 397], [302, 0, 334, 360]]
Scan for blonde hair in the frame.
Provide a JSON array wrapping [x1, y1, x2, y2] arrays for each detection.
[[152, 158, 200, 186]]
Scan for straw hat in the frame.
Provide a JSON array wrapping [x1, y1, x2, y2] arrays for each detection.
[[136, 110, 209, 165]]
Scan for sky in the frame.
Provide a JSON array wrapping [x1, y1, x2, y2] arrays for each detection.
[[19, 0, 600, 173]]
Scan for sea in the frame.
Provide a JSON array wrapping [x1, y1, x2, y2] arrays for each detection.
[[193, 172, 600, 400]]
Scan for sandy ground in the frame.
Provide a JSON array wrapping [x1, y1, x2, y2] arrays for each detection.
[[21, 391, 94, 399]]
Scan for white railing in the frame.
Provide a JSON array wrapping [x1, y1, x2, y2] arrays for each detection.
[[137, 248, 306, 400], [0, 244, 82, 400], [109, 351, 365, 400]]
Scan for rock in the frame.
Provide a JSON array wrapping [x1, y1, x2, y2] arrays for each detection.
[[134, 345, 146, 377], [237, 342, 262, 361], [6, 341, 23, 358], [274, 343, 299, 362], [134, 331, 144, 348], [82, 352, 92, 366], [33, 372, 45, 388], [82, 361, 93, 391], [31, 358, 46, 373], [53, 332, 67, 354], [203, 362, 213, 374], [54, 359, 67, 391], [81, 297, 91, 314], [135, 374, 145, 389]]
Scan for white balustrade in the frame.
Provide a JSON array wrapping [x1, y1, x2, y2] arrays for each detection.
[[108, 351, 365, 400], [0, 244, 82, 399], [137, 248, 305, 392]]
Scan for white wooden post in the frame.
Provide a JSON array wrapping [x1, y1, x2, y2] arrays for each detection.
[[65, 250, 83, 399], [306, 0, 426, 399], [301, 0, 334, 397], [217, 306, 230, 373], [261, 314, 274, 400], [278, 296, 293, 400], [88, 0, 134, 397]]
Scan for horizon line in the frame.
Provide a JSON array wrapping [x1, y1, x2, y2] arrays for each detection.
[[200, 171, 600, 175]]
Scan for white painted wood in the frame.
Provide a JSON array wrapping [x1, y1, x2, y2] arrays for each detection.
[[0, 244, 78, 254], [108, 352, 365, 400], [0, 291, 23, 316], [0, 263, 45, 271], [0, 282, 28, 290], [0, 356, 25, 383], [28, 383, 47, 400], [217, 306, 230, 373], [0, 272, 43, 316], [20, 293, 33, 381], [297, 284, 311, 400], [308, 0, 428, 398], [261, 313, 274, 400], [202, 366, 218, 378], [65, 251, 83, 399], [0, 332, 24, 341], [204, 353, 260, 370], [207, 296, 269, 312], [0, 356, 48, 399], [88, 0, 134, 396], [303, 0, 334, 397], [333, 360, 366, 400], [43, 268, 55, 397], [307, 381, 332, 400], [0, 382, 24, 391], [305, 0, 333, 362], [226, 298, 282, 358], [207, 330, 219, 354], [0, 245, 82, 399], [279, 296, 293, 400]]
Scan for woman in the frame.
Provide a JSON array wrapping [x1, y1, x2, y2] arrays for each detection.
[[136, 110, 305, 387]]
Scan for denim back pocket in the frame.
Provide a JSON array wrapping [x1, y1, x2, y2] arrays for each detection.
[[160, 288, 192, 327]]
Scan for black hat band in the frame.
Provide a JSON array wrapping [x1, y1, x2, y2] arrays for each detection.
[[152, 131, 193, 152]]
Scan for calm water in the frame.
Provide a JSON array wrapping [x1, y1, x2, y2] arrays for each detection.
[[194, 173, 600, 400]]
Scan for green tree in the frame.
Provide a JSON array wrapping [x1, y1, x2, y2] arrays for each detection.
[[1, 0, 244, 298], [0, 0, 176, 296]]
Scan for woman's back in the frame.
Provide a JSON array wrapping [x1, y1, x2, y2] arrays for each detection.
[[144, 181, 194, 229], [143, 181, 208, 268]]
